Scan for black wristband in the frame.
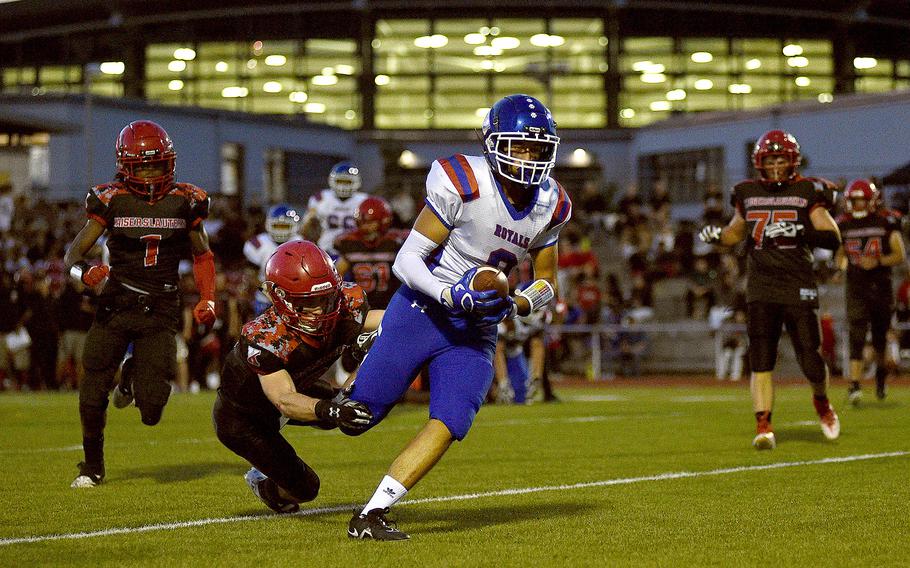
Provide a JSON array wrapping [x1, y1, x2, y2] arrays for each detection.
[[805, 230, 840, 251], [313, 399, 333, 423], [69, 261, 90, 283]]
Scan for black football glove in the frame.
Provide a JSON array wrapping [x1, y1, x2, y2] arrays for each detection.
[[314, 397, 373, 432]]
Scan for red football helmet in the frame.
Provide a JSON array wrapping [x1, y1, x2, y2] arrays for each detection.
[[845, 179, 880, 219], [262, 241, 342, 336], [355, 197, 393, 241], [752, 130, 801, 181], [116, 120, 176, 202]]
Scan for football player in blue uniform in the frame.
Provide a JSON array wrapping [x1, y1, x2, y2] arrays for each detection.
[[344, 95, 571, 540]]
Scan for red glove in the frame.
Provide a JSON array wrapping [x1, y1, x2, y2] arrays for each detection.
[[193, 299, 216, 326], [192, 250, 217, 326], [72, 262, 109, 287]]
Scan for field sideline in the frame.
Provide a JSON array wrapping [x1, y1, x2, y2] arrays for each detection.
[[2, 382, 908, 567]]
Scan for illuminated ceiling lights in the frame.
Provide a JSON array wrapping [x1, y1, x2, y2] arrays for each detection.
[[398, 150, 420, 168], [490, 37, 520, 50], [529, 34, 565, 47], [728, 83, 752, 94], [691, 52, 713, 63], [794, 76, 811, 87], [221, 86, 249, 98], [570, 148, 592, 167], [167, 60, 186, 72], [264, 55, 287, 66], [335, 64, 354, 75], [312, 75, 338, 86], [474, 46, 503, 56], [414, 34, 448, 49], [464, 33, 485, 45], [782, 44, 803, 57], [288, 91, 308, 103], [633, 61, 665, 73], [787, 56, 809, 68], [173, 48, 196, 61], [649, 100, 672, 111], [345, 110, 356, 120], [693, 79, 713, 90], [666, 89, 687, 101], [818, 93, 834, 103], [640, 73, 667, 84], [374, 74, 391, 86], [745, 58, 762, 70], [215, 61, 229, 72], [168, 80, 184, 91], [99, 61, 125, 75], [620, 108, 636, 119], [853, 57, 878, 69], [263, 81, 283, 93], [475, 107, 490, 117], [304, 102, 326, 113]]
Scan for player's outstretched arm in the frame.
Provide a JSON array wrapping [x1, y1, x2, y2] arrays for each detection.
[[391, 207, 452, 303], [806, 206, 842, 250], [190, 226, 217, 326], [880, 230, 907, 267], [259, 369, 371, 429], [700, 210, 747, 247], [64, 219, 109, 287]]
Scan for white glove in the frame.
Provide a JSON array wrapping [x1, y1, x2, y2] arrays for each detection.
[[764, 221, 804, 239], [699, 226, 722, 244]]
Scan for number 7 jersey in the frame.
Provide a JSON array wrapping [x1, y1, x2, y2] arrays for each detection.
[[418, 154, 571, 285], [731, 176, 834, 306]]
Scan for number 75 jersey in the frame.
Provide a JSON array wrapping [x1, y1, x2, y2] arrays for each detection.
[[418, 154, 571, 285], [731, 176, 834, 306]]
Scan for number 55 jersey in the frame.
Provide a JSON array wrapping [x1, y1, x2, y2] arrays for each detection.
[[419, 153, 571, 284], [731, 177, 835, 307]]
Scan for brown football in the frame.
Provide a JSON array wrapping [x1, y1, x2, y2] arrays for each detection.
[[469, 266, 509, 298]]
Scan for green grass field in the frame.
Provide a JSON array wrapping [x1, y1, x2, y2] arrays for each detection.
[[2, 383, 909, 567]]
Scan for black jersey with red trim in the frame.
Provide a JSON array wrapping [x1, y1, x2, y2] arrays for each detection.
[[219, 283, 369, 417], [837, 209, 901, 294], [85, 181, 209, 293], [333, 229, 406, 309], [731, 176, 834, 306]]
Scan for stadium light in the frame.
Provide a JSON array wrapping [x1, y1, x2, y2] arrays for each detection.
[[345, 110, 356, 120], [312, 75, 338, 86], [168, 80, 184, 91], [414, 34, 448, 49], [794, 76, 811, 87], [570, 148, 593, 167], [787, 56, 809, 68], [641, 73, 666, 84], [649, 100, 672, 111], [853, 57, 878, 69], [215, 61, 229, 72], [221, 86, 248, 98], [491, 37, 520, 50], [98, 61, 124, 75], [745, 58, 762, 70], [265, 55, 287, 67], [691, 52, 713, 63], [620, 108, 636, 119], [693, 79, 713, 90], [288, 91, 308, 103], [374, 74, 391, 86], [263, 81, 283, 93], [173, 48, 196, 61], [817, 93, 834, 103], [335, 64, 354, 75], [782, 44, 803, 57], [666, 89, 687, 101], [474, 46, 503, 56], [464, 33, 485, 45], [167, 60, 186, 73], [304, 102, 326, 113], [728, 83, 752, 94]]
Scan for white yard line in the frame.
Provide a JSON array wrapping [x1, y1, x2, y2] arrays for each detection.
[[1, 450, 906, 547]]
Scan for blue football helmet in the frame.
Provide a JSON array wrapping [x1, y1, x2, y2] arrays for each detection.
[[481, 94, 560, 187], [265, 204, 301, 244], [328, 161, 362, 199]]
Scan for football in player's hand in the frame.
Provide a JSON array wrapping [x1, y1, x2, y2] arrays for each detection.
[[469, 266, 509, 298]]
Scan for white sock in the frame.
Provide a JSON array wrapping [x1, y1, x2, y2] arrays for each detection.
[[360, 475, 408, 515]]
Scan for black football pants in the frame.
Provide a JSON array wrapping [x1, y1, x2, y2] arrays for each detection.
[[747, 301, 827, 384]]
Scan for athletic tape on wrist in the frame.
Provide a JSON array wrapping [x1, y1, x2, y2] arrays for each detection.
[[516, 279, 555, 313]]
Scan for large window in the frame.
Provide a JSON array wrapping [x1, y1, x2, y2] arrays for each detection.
[[145, 40, 361, 129], [374, 18, 607, 129], [619, 37, 834, 127], [2, 64, 120, 96]]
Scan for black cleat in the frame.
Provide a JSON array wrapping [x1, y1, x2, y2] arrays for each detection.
[[876, 378, 887, 400], [244, 468, 300, 514], [71, 461, 105, 488], [348, 508, 410, 541], [847, 383, 863, 407]]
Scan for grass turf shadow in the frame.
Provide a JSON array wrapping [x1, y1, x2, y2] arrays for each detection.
[[390, 501, 598, 535], [117, 461, 241, 483]]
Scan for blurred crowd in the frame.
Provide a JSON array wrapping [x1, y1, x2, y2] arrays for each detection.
[[3, 176, 910, 390]]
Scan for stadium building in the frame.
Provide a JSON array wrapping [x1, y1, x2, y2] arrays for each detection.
[[2, 0, 910, 204]]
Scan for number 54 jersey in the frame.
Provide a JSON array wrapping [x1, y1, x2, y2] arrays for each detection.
[[418, 154, 572, 284], [731, 176, 835, 307]]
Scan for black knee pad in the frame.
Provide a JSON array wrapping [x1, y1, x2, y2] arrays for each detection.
[[285, 459, 320, 503], [139, 403, 165, 426]]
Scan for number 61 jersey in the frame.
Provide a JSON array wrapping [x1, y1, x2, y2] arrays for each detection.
[[419, 154, 571, 285], [731, 176, 835, 307]]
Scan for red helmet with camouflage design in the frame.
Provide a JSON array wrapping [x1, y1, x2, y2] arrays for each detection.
[[262, 241, 341, 336]]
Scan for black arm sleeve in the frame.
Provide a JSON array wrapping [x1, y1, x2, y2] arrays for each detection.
[[805, 229, 841, 251]]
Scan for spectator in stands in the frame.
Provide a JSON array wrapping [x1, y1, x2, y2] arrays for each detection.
[[557, 229, 599, 296], [685, 256, 717, 319], [22, 267, 59, 390], [0, 182, 13, 236], [702, 184, 726, 226], [575, 274, 603, 324], [55, 280, 95, 390], [649, 178, 671, 220], [717, 308, 747, 381], [617, 313, 649, 377], [577, 180, 611, 232]]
